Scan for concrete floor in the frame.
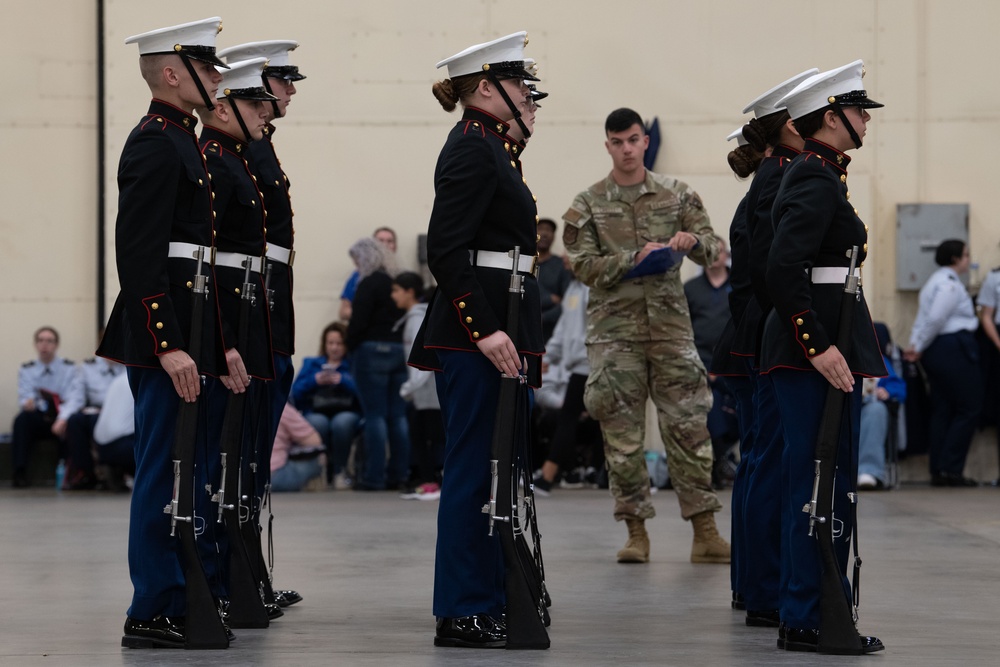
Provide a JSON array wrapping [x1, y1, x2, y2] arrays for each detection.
[[1, 483, 998, 666]]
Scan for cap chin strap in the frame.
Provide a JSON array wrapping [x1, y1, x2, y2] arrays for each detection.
[[263, 77, 282, 119], [180, 55, 216, 111], [226, 97, 254, 143], [485, 71, 530, 140], [833, 104, 863, 149]]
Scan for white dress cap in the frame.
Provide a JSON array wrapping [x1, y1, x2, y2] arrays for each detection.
[[436, 31, 539, 81], [125, 17, 226, 67], [726, 127, 748, 147], [742, 68, 819, 118], [775, 59, 884, 120], [217, 40, 306, 80], [217, 57, 278, 100]]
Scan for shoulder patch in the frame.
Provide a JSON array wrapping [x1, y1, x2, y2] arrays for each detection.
[[22, 360, 36, 368], [62, 358, 74, 364], [84, 357, 97, 364], [563, 208, 582, 225], [689, 192, 705, 210]]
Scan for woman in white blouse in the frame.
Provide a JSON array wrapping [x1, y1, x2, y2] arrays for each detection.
[[904, 239, 982, 486]]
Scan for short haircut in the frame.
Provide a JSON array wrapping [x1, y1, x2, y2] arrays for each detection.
[[34, 326, 59, 344], [935, 239, 966, 267], [393, 271, 425, 297], [605, 108, 644, 135], [536, 218, 557, 232]]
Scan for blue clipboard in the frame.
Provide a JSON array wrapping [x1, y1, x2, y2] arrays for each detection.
[[622, 247, 686, 280]]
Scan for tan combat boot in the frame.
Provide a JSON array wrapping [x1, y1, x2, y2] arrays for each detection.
[[616, 518, 650, 563], [690, 511, 731, 564]]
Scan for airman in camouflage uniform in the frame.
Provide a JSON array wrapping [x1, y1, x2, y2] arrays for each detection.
[[563, 108, 730, 565]]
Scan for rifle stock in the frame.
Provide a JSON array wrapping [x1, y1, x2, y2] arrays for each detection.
[[485, 246, 550, 649], [167, 247, 229, 649], [808, 246, 865, 654], [214, 258, 270, 629]]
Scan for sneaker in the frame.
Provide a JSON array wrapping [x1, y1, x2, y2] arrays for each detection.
[[400, 482, 441, 500], [857, 473, 879, 490], [332, 472, 352, 491], [532, 474, 552, 497], [560, 468, 585, 489]]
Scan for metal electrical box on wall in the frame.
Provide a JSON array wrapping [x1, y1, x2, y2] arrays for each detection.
[[896, 203, 969, 291]]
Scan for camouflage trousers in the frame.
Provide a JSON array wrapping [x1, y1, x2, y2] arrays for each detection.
[[584, 339, 721, 521]]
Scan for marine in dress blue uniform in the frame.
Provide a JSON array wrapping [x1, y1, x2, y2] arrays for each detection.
[[408, 32, 541, 649], [196, 57, 278, 616], [217, 39, 306, 608], [758, 60, 885, 653], [722, 69, 817, 626], [94, 16, 229, 647]]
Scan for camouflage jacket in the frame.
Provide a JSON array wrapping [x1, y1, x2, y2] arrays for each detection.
[[562, 170, 722, 345]]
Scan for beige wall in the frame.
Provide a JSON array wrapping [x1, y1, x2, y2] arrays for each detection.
[[3, 0, 999, 426]]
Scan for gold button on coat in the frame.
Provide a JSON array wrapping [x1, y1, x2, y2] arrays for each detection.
[[840, 174, 847, 183], [808, 348, 816, 356], [465, 317, 472, 323], [151, 303, 159, 310], [472, 332, 480, 339], [156, 322, 163, 330], [459, 302, 466, 309], [161, 341, 168, 349], [802, 333, 810, 341], [795, 318, 804, 326], [863, 243, 869, 252]]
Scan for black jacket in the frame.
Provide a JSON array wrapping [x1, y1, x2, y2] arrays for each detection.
[[97, 100, 224, 375], [200, 126, 274, 380], [248, 126, 295, 356], [709, 196, 750, 375], [409, 107, 543, 385], [760, 138, 884, 376]]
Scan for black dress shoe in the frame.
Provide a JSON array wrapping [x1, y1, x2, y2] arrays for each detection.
[[266, 602, 284, 620], [776, 622, 786, 649], [731, 591, 745, 610], [781, 627, 885, 654], [121, 615, 185, 649], [434, 614, 506, 648], [746, 609, 780, 627], [273, 589, 303, 607]]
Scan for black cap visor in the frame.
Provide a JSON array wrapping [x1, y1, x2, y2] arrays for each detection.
[[224, 86, 279, 102], [835, 89, 884, 109], [265, 65, 306, 82]]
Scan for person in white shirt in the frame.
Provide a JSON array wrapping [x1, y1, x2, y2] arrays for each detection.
[[904, 239, 982, 486], [977, 265, 1000, 485]]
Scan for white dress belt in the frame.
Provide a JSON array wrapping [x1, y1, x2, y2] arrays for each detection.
[[167, 242, 213, 263], [469, 249, 536, 274], [265, 243, 294, 266], [215, 252, 263, 273], [810, 266, 860, 284]]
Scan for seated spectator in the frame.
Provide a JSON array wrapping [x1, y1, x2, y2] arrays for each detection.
[[683, 244, 740, 487], [290, 322, 362, 489], [11, 326, 84, 487], [63, 354, 125, 489], [270, 403, 325, 492], [64, 372, 136, 491], [536, 219, 572, 341], [339, 226, 398, 322], [533, 277, 604, 495], [392, 272, 443, 500], [858, 323, 907, 490], [346, 237, 410, 491]]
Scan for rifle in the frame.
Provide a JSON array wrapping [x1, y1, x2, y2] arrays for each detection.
[[240, 383, 279, 606], [162, 246, 229, 649], [802, 246, 865, 654], [481, 246, 550, 650], [211, 257, 271, 629]]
